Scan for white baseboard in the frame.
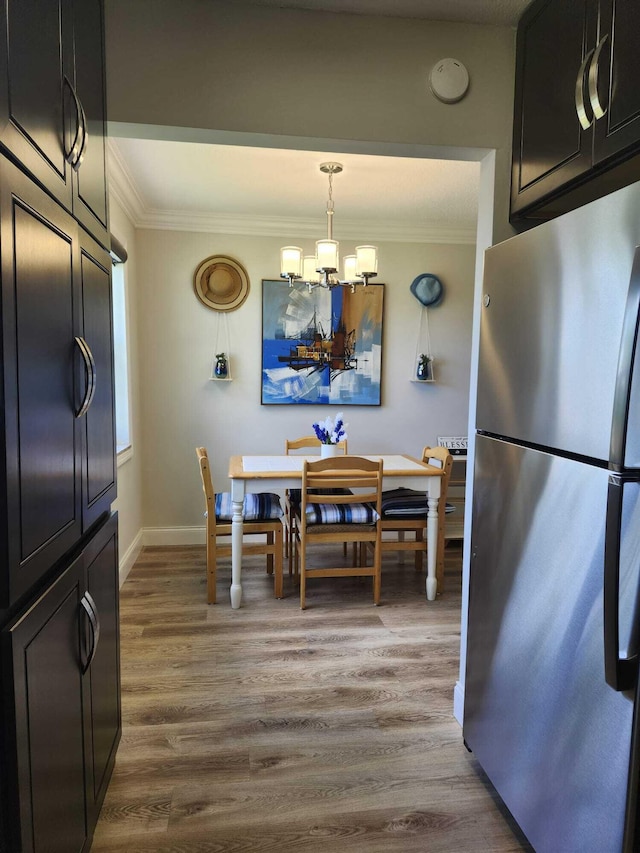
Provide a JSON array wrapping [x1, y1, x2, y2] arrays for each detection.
[[143, 526, 206, 547], [453, 679, 465, 726], [118, 529, 144, 587]]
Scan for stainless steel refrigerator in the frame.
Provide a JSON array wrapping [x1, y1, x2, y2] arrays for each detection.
[[464, 181, 640, 852]]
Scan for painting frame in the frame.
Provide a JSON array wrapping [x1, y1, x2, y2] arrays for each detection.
[[261, 279, 384, 406]]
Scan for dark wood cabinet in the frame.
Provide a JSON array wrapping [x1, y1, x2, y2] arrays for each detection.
[[0, 0, 109, 248], [70, 0, 109, 247], [3, 513, 120, 853], [0, 1, 118, 850], [0, 159, 82, 607], [592, 1, 640, 164], [83, 514, 121, 826], [511, 0, 640, 221], [0, 157, 116, 611], [79, 230, 117, 531]]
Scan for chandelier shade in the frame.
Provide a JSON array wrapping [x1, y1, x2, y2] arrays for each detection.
[[280, 246, 303, 278], [279, 162, 378, 291]]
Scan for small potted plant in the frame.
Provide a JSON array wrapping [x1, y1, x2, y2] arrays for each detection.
[[214, 352, 228, 378], [416, 353, 432, 381], [312, 412, 348, 457]]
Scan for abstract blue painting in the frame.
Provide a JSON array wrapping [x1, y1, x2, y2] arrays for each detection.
[[261, 279, 384, 405]]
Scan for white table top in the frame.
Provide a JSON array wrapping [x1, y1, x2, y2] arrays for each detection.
[[230, 453, 443, 479]]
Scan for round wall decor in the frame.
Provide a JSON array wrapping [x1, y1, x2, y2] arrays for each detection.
[[193, 255, 250, 311], [429, 58, 470, 104], [410, 273, 444, 307]]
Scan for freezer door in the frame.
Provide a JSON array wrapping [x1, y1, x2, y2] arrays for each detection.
[[464, 435, 636, 853], [477, 181, 640, 466]]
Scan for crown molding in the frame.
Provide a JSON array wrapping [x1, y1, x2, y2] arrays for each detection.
[[106, 139, 476, 245]]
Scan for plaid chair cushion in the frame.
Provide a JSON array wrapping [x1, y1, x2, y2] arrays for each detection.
[[381, 487, 455, 518], [304, 501, 379, 525], [215, 492, 283, 521]]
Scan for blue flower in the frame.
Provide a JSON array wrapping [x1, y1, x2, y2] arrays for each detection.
[[312, 411, 348, 445]]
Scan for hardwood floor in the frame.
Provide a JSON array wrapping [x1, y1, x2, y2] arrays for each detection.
[[91, 542, 531, 852]]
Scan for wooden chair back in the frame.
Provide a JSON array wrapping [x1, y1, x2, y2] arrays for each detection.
[[196, 446, 214, 517], [285, 435, 348, 454], [302, 455, 380, 510]]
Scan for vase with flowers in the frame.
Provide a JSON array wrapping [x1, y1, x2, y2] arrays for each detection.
[[312, 412, 348, 458], [416, 353, 432, 381], [214, 352, 228, 378]]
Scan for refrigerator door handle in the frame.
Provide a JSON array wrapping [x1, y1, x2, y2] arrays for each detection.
[[610, 246, 640, 471], [604, 477, 638, 691]]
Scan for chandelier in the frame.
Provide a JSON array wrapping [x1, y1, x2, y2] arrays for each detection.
[[280, 162, 378, 291]]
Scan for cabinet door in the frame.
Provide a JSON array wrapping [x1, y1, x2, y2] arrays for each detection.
[[592, 0, 640, 165], [71, 0, 109, 249], [0, 0, 75, 212], [510, 0, 596, 218], [78, 230, 116, 530], [0, 158, 82, 608], [83, 513, 120, 825], [3, 555, 89, 853]]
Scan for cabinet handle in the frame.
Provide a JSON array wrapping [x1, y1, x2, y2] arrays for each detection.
[[575, 46, 596, 130], [588, 34, 609, 121], [73, 98, 89, 173], [74, 335, 96, 418], [63, 75, 84, 166], [80, 592, 100, 674]]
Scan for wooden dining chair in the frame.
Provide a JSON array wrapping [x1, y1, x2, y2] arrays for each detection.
[[372, 446, 453, 591], [294, 456, 383, 609], [196, 447, 284, 604], [283, 435, 348, 574]]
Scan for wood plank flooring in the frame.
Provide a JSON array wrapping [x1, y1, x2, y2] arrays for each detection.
[[91, 543, 531, 852]]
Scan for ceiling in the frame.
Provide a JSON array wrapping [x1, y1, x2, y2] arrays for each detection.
[[108, 139, 481, 243], [108, 1, 530, 244]]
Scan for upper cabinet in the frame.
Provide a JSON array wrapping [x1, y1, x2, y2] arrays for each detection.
[[70, 0, 109, 246], [511, 0, 640, 221], [0, 0, 109, 248]]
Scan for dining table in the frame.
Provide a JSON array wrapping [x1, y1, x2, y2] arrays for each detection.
[[227, 453, 444, 609]]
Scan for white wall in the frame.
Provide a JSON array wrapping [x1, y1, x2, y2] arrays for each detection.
[[104, 0, 516, 242], [109, 195, 144, 581], [132, 229, 475, 536]]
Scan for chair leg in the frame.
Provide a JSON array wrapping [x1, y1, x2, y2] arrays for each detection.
[[206, 524, 217, 605], [415, 528, 424, 572], [288, 518, 295, 575], [373, 543, 381, 606], [266, 531, 274, 575], [299, 535, 306, 610], [274, 524, 284, 599]]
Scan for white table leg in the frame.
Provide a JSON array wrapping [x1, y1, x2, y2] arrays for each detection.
[[230, 478, 245, 609], [426, 478, 441, 601]]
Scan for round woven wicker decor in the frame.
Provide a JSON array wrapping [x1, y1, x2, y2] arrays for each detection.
[[193, 255, 250, 312]]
